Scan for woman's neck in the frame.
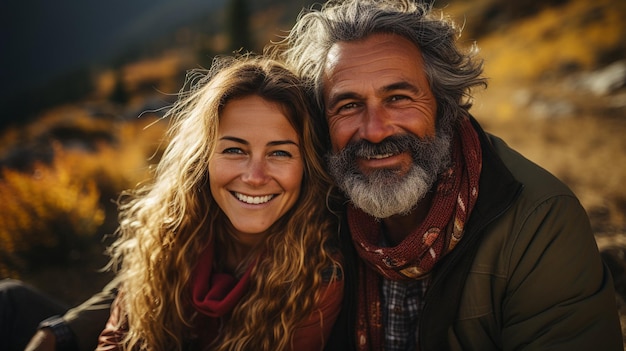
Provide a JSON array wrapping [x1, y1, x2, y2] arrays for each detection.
[[222, 244, 254, 276], [219, 225, 264, 277]]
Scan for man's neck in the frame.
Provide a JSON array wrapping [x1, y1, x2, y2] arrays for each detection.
[[382, 191, 435, 246]]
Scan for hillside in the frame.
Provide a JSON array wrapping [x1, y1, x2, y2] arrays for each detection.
[[1, 0, 625, 343]]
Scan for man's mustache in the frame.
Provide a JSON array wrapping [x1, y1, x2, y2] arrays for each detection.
[[337, 134, 436, 163]]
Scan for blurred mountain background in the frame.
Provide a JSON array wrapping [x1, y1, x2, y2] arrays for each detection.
[[1, 0, 625, 342]]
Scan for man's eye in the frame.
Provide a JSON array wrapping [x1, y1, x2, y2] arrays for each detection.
[[389, 95, 408, 102], [338, 102, 358, 112]]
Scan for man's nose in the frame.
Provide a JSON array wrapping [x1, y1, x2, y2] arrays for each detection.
[[359, 105, 394, 144], [241, 158, 271, 186]]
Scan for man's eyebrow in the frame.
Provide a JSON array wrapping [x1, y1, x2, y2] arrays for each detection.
[[381, 81, 421, 94]]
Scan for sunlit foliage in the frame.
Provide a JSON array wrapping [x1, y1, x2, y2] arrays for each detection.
[[0, 144, 104, 277], [0, 106, 168, 278]]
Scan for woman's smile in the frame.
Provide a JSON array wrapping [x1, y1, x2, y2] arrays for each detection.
[[232, 192, 276, 205]]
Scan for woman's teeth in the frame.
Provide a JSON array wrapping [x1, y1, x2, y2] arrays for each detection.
[[235, 193, 274, 204]]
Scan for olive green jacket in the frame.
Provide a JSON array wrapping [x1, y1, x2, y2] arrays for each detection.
[[327, 116, 623, 350]]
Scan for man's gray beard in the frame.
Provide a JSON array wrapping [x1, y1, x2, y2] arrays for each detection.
[[327, 132, 452, 219]]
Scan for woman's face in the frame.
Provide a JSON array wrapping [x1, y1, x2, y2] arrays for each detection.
[[209, 95, 304, 246]]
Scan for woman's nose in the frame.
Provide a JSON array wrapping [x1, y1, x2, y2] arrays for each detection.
[[241, 158, 270, 186]]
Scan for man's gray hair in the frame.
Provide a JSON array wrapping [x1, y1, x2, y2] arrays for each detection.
[[266, 0, 487, 133]]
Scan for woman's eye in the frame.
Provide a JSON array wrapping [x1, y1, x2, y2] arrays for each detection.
[[223, 147, 244, 154], [271, 150, 292, 157]]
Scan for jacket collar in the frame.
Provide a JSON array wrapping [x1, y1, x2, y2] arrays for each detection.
[[419, 114, 523, 351], [468, 114, 523, 233]]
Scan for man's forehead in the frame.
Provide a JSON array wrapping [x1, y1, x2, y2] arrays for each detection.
[[322, 34, 427, 96], [323, 34, 422, 70]]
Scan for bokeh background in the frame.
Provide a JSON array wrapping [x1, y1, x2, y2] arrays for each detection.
[[1, 0, 625, 343]]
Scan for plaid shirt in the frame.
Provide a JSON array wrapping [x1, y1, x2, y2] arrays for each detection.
[[381, 277, 428, 351]]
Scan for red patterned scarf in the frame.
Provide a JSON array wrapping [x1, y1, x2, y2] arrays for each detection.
[[350, 117, 482, 350]]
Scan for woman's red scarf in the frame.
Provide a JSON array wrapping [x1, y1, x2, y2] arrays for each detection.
[[191, 240, 255, 318], [349, 117, 482, 350]]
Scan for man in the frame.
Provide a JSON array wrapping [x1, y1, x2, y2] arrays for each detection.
[[0, 278, 117, 351], [267, 0, 623, 350], [15, 0, 623, 350]]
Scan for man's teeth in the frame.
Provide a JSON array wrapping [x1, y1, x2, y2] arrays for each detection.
[[235, 193, 274, 204], [367, 153, 394, 160]]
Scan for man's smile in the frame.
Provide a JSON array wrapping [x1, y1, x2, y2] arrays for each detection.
[[364, 153, 394, 160], [357, 152, 412, 172]]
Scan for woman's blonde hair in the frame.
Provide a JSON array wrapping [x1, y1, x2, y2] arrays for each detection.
[[106, 55, 340, 350]]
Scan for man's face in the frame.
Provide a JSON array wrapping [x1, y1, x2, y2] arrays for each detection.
[[323, 33, 451, 218]]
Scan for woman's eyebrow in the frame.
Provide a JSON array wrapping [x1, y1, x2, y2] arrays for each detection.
[[219, 136, 248, 144], [220, 136, 299, 147], [267, 140, 299, 147]]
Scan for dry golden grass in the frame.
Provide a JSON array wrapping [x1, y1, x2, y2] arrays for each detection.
[[445, 0, 626, 107], [455, 0, 626, 83]]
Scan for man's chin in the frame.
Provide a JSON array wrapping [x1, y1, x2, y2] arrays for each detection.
[[339, 166, 433, 219]]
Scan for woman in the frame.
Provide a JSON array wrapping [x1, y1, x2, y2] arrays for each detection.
[[97, 56, 343, 351]]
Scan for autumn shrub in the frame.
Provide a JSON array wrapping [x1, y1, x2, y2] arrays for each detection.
[[0, 113, 168, 279], [0, 144, 105, 277]]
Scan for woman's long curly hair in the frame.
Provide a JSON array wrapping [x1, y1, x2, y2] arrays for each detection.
[[265, 0, 487, 135], [106, 55, 340, 350]]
